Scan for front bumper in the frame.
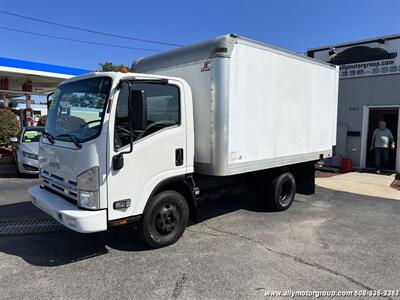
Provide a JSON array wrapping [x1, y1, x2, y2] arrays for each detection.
[[29, 185, 107, 233], [18, 157, 39, 174]]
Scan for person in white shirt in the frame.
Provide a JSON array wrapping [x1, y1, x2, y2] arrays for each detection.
[[370, 121, 395, 174]]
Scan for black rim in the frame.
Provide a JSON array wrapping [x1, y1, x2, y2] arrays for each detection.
[[279, 180, 292, 205], [154, 203, 180, 235]]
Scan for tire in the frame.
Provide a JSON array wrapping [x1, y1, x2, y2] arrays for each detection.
[[268, 172, 296, 211], [15, 155, 22, 177], [140, 190, 189, 248]]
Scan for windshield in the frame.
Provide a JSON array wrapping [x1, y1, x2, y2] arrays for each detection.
[[45, 77, 112, 142], [22, 128, 43, 143]]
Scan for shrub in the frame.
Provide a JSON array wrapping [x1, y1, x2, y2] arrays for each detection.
[[0, 109, 20, 146]]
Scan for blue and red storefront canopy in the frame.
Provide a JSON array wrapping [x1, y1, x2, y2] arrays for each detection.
[[0, 57, 90, 76]]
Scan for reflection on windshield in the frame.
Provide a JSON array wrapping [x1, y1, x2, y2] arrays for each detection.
[[45, 77, 111, 142]]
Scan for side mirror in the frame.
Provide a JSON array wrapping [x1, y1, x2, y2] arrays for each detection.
[[131, 90, 147, 131], [9, 137, 18, 143], [112, 153, 124, 171], [47, 92, 54, 110]]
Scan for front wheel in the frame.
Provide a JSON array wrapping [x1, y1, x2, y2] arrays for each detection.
[[15, 154, 22, 177], [268, 172, 296, 211], [140, 190, 189, 248]]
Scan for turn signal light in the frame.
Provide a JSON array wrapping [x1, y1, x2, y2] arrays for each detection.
[[111, 219, 128, 226], [119, 66, 129, 73], [214, 47, 228, 53]]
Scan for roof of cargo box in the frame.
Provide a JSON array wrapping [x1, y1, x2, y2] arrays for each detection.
[[132, 34, 335, 72]]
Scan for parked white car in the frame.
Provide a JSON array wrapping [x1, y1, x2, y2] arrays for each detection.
[[10, 126, 44, 175]]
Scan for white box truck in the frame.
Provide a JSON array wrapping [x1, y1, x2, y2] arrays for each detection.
[[29, 34, 339, 248]]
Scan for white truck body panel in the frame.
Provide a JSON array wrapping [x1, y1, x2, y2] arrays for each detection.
[[133, 34, 339, 176]]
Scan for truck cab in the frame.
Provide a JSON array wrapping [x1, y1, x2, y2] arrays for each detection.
[[29, 72, 196, 247]]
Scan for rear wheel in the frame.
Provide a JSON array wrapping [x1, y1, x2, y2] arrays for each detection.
[[268, 172, 296, 211], [140, 190, 189, 248]]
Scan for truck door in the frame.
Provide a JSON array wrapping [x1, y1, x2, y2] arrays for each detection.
[[107, 80, 187, 221]]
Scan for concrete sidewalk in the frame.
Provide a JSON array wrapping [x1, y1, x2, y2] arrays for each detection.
[[316, 172, 400, 200]]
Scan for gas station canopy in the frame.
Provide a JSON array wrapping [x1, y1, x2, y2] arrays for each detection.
[[0, 57, 90, 99]]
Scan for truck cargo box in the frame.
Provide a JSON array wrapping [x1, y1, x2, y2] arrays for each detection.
[[133, 34, 339, 176]]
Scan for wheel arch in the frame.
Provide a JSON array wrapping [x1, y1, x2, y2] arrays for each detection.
[[146, 175, 198, 221]]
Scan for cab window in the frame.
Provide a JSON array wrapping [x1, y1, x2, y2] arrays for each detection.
[[114, 84, 130, 149], [114, 82, 180, 150]]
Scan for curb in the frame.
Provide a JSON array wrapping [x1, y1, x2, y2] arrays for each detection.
[[315, 165, 340, 173]]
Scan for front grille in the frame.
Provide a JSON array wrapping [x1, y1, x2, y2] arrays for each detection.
[[44, 186, 77, 205], [23, 164, 39, 171], [41, 170, 78, 205], [51, 173, 64, 182]]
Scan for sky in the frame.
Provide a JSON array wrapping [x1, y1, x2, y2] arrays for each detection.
[[0, 0, 399, 71]]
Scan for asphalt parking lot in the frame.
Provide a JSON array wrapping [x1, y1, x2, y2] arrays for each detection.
[[0, 171, 399, 299]]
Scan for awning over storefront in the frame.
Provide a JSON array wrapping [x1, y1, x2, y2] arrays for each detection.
[[0, 57, 90, 100]]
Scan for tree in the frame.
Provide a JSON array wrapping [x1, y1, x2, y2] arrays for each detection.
[[99, 62, 131, 72], [0, 109, 20, 146]]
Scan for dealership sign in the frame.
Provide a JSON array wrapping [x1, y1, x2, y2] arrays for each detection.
[[339, 58, 399, 78], [310, 37, 400, 79]]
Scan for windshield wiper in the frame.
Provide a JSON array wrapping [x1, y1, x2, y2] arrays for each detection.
[[57, 134, 82, 149], [42, 131, 55, 144]]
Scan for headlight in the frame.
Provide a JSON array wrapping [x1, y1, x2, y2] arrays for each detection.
[[77, 167, 100, 209], [78, 191, 99, 209], [22, 151, 38, 160]]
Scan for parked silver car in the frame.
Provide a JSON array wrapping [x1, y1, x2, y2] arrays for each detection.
[[10, 126, 44, 175]]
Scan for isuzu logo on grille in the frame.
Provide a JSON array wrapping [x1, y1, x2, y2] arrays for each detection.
[[49, 158, 60, 169]]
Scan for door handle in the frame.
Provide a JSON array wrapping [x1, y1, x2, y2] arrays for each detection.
[[175, 148, 184, 166]]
